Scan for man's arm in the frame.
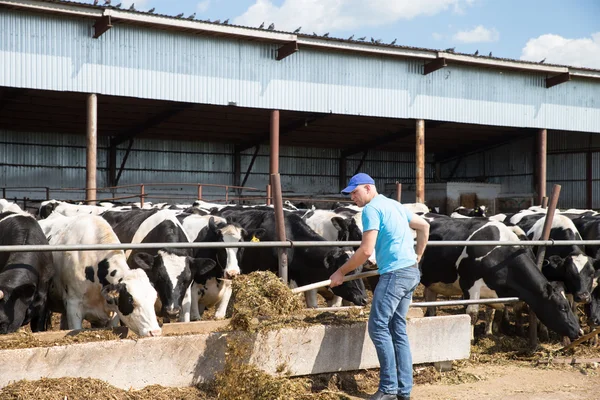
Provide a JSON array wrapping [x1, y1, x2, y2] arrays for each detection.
[[329, 230, 378, 287], [409, 214, 430, 262]]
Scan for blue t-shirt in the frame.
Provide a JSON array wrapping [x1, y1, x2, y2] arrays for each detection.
[[362, 194, 417, 274]]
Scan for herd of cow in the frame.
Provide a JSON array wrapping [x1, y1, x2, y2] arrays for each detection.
[[0, 197, 599, 346]]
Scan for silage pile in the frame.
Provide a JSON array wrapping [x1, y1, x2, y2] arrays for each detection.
[[0, 377, 207, 400], [228, 271, 305, 331], [0, 330, 122, 351]]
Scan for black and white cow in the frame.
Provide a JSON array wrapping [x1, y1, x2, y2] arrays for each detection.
[[514, 213, 599, 304], [451, 206, 488, 218], [219, 209, 368, 307], [420, 218, 582, 341], [0, 212, 54, 334], [178, 214, 263, 320], [44, 215, 161, 337], [112, 209, 217, 322]]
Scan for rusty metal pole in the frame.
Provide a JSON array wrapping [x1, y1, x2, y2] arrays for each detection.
[[541, 197, 548, 209], [271, 173, 288, 284], [396, 182, 402, 203], [45, 187, 50, 200], [269, 110, 288, 283], [86, 94, 97, 205], [416, 119, 425, 203], [197, 185, 202, 200], [140, 184, 145, 208], [529, 184, 561, 346], [266, 184, 272, 205], [270, 110, 279, 176], [537, 129, 547, 206]]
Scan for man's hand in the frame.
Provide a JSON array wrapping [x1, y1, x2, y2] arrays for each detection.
[[329, 269, 345, 288]]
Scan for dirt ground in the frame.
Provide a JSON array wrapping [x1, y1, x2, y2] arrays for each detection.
[[409, 363, 600, 400]]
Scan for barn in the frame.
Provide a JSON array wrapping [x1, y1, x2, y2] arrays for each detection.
[[0, 0, 599, 213]]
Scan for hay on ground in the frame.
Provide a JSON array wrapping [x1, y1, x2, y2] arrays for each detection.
[[0, 330, 122, 351]]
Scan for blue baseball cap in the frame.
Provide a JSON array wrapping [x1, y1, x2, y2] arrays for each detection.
[[341, 173, 375, 195]]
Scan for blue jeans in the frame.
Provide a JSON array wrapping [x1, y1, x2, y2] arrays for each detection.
[[368, 265, 421, 396]]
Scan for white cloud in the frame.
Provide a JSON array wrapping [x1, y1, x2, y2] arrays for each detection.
[[452, 25, 499, 43], [196, 0, 211, 13], [233, 0, 476, 33], [520, 33, 600, 69]]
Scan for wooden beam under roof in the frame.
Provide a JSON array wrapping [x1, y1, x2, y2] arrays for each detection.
[[424, 57, 447, 75], [277, 41, 298, 60], [546, 72, 571, 88]]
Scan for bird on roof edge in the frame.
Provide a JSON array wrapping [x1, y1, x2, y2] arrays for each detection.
[[268, 23, 275, 30], [357, 36, 366, 41], [474, 49, 479, 56], [259, 22, 264, 29], [175, 12, 184, 18], [445, 47, 455, 53], [128, 3, 135, 11], [188, 13, 196, 19], [293, 26, 301, 33], [348, 34, 354, 40], [390, 38, 397, 45], [539, 58, 546, 63], [488, 51, 492, 57], [93, 0, 98, 5], [323, 32, 329, 37], [223, 19, 229, 24], [115, 2, 121, 8], [103, 0, 111, 5]]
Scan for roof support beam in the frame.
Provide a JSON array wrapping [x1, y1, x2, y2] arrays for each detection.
[[546, 72, 571, 88], [277, 41, 298, 60], [424, 57, 447, 75], [93, 15, 112, 39], [111, 103, 193, 147], [341, 128, 413, 158], [237, 113, 327, 152]]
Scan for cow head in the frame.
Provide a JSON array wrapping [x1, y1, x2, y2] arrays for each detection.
[[131, 250, 216, 320], [474, 206, 487, 217], [584, 285, 600, 327], [543, 254, 595, 303], [206, 217, 265, 279], [101, 268, 161, 337], [324, 248, 368, 306], [534, 282, 582, 341], [0, 265, 38, 334]]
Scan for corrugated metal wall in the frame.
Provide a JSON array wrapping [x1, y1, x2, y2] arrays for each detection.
[[0, 129, 431, 204], [441, 131, 600, 209], [1, 8, 599, 133]]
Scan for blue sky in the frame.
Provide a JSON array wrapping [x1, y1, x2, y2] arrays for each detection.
[[83, 0, 600, 68]]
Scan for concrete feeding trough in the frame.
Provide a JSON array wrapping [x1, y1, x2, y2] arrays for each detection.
[[0, 314, 470, 389]]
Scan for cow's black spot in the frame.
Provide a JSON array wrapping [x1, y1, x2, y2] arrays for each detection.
[[110, 270, 117, 277], [97, 259, 110, 286], [117, 285, 135, 316], [85, 266, 95, 283], [118, 278, 123, 283]]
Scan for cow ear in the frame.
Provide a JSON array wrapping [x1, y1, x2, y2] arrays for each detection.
[[101, 283, 123, 307], [189, 257, 217, 276], [209, 217, 218, 232], [131, 252, 155, 271], [244, 228, 266, 241], [331, 217, 348, 232]]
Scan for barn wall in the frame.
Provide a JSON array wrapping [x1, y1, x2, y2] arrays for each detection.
[[0, 129, 434, 205], [440, 131, 600, 209]]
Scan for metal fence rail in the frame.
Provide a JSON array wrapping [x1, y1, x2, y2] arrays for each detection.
[[1, 239, 600, 253]]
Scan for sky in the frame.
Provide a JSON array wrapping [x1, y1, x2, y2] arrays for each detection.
[[82, 0, 600, 69]]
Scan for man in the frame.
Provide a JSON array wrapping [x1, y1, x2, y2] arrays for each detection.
[[330, 173, 429, 400]]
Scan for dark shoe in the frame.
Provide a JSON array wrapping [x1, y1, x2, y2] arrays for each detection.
[[369, 390, 397, 400], [397, 396, 411, 400]]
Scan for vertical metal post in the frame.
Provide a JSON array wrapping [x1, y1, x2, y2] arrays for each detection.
[[541, 197, 548, 209], [271, 173, 288, 284], [46, 187, 50, 200], [197, 185, 202, 200], [396, 182, 402, 203], [529, 184, 561, 346], [225, 186, 229, 204], [587, 143, 593, 209], [86, 94, 98, 205], [266, 184, 272, 205], [2, 188, 5, 198], [416, 119, 425, 203], [140, 184, 145, 208], [536, 129, 547, 205], [269, 110, 280, 176]]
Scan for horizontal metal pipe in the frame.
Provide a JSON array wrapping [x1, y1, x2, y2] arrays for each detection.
[[410, 297, 521, 307], [2, 240, 600, 253]]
